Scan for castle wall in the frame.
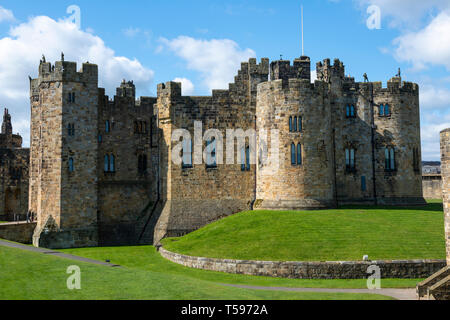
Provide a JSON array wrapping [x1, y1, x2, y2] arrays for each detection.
[[255, 79, 336, 209], [440, 128, 450, 265], [154, 59, 269, 243], [372, 80, 425, 205], [0, 149, 29, 220], [422, 174, 443, 200], [96, 86, 158, 245]]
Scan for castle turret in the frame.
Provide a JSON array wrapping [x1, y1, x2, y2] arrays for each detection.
[[2, 109, 12, 135], [256, 58, 336, 210], [30, 57, 99, 249]]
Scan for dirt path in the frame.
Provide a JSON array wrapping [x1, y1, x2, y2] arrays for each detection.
[[0, 239, 120, 267]]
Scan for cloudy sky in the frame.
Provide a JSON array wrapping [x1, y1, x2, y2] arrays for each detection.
[[0, 0, 449, 160]]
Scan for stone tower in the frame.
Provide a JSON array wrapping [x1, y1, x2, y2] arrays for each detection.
[[255, 57, 336, 210], [2, 109, 12, 135], [441, 128, 450, 265], [30, 58, 99, 249]]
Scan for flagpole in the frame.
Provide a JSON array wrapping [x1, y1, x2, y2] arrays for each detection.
[[301, 5, 304, 56]]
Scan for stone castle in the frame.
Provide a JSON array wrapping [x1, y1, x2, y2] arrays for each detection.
[[26, 54, 426, 249], [0, 109, 29, 221]]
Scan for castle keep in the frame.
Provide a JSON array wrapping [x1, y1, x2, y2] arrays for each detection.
[[29, 55, 425, 249]]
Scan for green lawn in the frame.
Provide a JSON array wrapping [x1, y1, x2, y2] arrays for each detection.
[[162, 203, 446, 262], [0, 245, 392, 300]]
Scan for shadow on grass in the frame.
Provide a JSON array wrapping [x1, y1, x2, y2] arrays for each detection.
[[339, 202, 443, 212]]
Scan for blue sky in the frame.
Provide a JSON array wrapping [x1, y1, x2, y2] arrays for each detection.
[[0, 0, 449, 160]]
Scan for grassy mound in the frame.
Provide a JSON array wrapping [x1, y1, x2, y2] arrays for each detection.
[[162, 203, 446, 262]]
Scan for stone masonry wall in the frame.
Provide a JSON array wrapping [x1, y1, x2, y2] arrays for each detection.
[[153, 58, 269, 243], [96, 83, 157, 246], [0, 222, 36, 244], [160, 247, 445, 280], [441, 128, 450, 265], [422, 175, 443, 200], [256, 78, 336, 209]]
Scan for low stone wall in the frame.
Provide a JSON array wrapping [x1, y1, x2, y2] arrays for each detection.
[[0, 222, 36, 244], [160, 247, 446, 279], [422, 175, 443, 200]]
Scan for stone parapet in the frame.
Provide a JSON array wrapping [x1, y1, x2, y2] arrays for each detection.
[[160, 247, 445, 280]]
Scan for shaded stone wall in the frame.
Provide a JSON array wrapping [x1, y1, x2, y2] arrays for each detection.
[[0, 222, 36, 244], [96, 83, 158, 246], [160, 247, 445, 280], [0, 148, 29, 221], [441, 129, 450, 265], [422, 174, 443, 200]]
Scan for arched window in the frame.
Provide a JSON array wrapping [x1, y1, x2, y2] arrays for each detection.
[[350, 105, 355, 117], [293, 117, 298, 132], [346, 105, 350, 118], [104, 155, 109, 172], [379, 104, 384, 116], [298, 117, 303, 132], [105, 120, 110, 133], [291, 143, 296, 165], [68, 158, 74, 172], [110, 155, 115, 172], [384, 104, 390, 116], [297, 144, 302, 165], [289, 117, 293, 132]]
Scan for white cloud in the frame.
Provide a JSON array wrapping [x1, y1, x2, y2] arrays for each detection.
[[0, 15, 154, 147], [160, 36, 256, 92], [173, 77, 195, 96], [0, 6, 14, 23], [123, 27, 141, 38], [420, 84, 450, 110], [392, 11, 450, 70], [356, 0, 450, 28]]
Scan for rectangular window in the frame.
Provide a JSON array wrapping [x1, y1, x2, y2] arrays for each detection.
[[385, 147, 396, 171], [182, 139, 193, 169], [246, 146, 251, 171], [361, 176, 367, 192], [206, 139, 217, 168]]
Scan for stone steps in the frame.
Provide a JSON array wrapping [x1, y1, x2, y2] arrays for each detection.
[[416, 266, 450, 300]]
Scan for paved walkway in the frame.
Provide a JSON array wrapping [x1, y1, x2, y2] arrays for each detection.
[[221, 284, 417, 300], [0, 240, 120, 267]]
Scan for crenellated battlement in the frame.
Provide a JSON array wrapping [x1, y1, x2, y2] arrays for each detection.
[[37, 58, 98, 85], [270, 56, 311, 82], [316, 58, 345, 83]]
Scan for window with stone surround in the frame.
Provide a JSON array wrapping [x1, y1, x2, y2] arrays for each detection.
[[385, 147, 396, 171], [68, 158, 74, 172], [105, 120, 110, 133], [67, 123, 75, 136], [138, 154, 148, 173], [345, 148, 356, 172], [240, 146, 250, 171], [68, 92, 76, 103], [379, 104, 391, 117], [182, 139, 193, 169], [346, 105, 356, 118], [206, 138, 217, 168]]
